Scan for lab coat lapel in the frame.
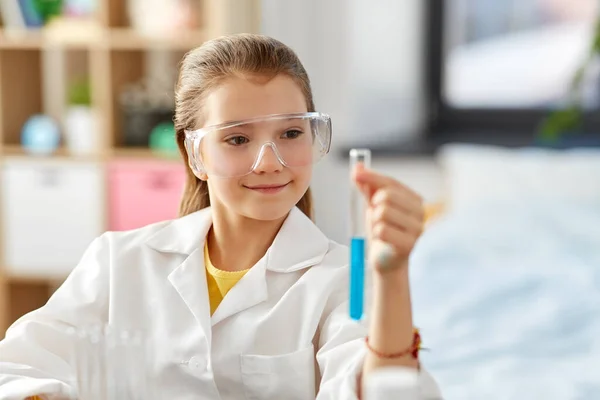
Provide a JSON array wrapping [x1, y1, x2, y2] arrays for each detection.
[[210, 207, 330, 326], [210, 257, 268, 326], [168, 247, 212, 344], [147, 206, 331, 329], [147, 208, 214, 343], [265, 207, 330, 272]]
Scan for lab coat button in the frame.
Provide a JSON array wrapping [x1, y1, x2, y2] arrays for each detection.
[[189, 356, 206, 372]]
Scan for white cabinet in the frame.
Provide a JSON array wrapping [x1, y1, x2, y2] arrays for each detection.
[[1, 158, 105, 278]]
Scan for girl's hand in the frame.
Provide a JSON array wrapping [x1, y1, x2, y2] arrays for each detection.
[[353, 164, 425, 272]]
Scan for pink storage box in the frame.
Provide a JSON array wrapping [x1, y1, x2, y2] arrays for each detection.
[[108, 159, 187, 231]]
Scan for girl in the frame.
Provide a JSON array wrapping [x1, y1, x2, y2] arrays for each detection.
[[0, 34, 441, 399]]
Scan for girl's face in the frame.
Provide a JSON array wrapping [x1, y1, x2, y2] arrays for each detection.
[[199, 74, 313, 221]]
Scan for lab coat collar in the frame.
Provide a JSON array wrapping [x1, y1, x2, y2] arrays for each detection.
[[145, 206, 331, 273], [146, 207, 213, 255]]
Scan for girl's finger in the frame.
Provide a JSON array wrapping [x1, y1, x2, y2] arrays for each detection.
[[371, 188, 424, 220], [357, 182, 371, 199], [353, 166, 397, 191], [355, 167, 423, 203], [371, 223, 417, 256], [371, 203, 423, 236], [352, 164, 375, 199]]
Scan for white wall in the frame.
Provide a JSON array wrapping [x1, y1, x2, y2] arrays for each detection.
[[261, 0, 442, 242], [346, 0, 427, 143], [261, 0, 427, 144], [260, 0, 352, 138]]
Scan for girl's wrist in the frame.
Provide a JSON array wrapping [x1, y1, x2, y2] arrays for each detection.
[[373, 260, 410, 289]]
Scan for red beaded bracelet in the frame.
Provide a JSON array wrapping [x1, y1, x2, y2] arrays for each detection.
[[365, 328, 422, 359]]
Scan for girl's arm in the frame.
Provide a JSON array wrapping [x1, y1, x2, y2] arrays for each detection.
[[363, 265, 418, 375], [352, 166, 433, 395], [314, 262, 440, 400]]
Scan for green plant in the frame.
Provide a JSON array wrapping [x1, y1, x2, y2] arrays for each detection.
[[67, 77, 91, 106], [537, 17, 600, 142], [32, 0, 64, 23]]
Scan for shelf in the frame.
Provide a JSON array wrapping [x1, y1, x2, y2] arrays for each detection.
[[0, 30, 44, 49], [0, 0, 261, 335], [0, 145, 106, 160], [0, 49, 43, 144], [0, 23, 99, 50], [111, 147, 181, 160], [108, 29, 208, 50], [6, 280, 55, 330], [3, 270, 67, 285], [0, 28, 208, 50], [0, 145, 180, 161]]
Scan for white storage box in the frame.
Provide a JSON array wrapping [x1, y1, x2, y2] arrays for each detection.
[[1, 158, 105, 278]]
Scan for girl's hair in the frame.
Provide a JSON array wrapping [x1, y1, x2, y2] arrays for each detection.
[[174, 33, 315, 220]]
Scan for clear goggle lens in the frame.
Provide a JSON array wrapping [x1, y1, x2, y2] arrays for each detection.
[[183, 112, 332, 178]]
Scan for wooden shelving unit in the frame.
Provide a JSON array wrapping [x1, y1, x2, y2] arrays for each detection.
[[0, 0, 261, 338]]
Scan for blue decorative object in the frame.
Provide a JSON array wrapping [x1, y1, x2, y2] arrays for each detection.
[[21, 114, 61, 155]]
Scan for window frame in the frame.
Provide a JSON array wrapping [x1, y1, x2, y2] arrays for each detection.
[[425, 0, 600, 139]]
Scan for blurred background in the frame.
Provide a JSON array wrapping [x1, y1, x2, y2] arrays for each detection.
[[1, 0, 599, 398]]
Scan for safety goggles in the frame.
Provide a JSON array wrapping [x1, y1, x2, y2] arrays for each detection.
[[183, 112, 332, 178]]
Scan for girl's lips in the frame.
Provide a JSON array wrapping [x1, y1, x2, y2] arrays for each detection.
[[245, 182, 290, 194]]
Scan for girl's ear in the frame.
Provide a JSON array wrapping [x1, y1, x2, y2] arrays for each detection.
[[188, 159, 208, 181], [191, 169, 208, 181]]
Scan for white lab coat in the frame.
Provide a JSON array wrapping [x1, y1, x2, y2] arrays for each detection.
[[0, 207, 441, 400]]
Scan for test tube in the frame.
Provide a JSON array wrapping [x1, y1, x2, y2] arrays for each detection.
[[64, 325, 151, 400], [349, 148, 371, 321]]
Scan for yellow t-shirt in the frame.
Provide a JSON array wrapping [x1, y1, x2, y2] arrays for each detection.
[[204, 243, 250, 315]]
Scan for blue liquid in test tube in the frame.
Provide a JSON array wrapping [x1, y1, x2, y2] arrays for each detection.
[[349, 148, 371, 321]]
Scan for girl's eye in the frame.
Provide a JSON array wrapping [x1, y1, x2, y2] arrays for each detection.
[[283, 129, 303, 139], [226, 136, 249, 146]]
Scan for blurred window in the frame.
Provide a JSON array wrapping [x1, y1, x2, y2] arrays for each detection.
[[443, 0, 600, 109]]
